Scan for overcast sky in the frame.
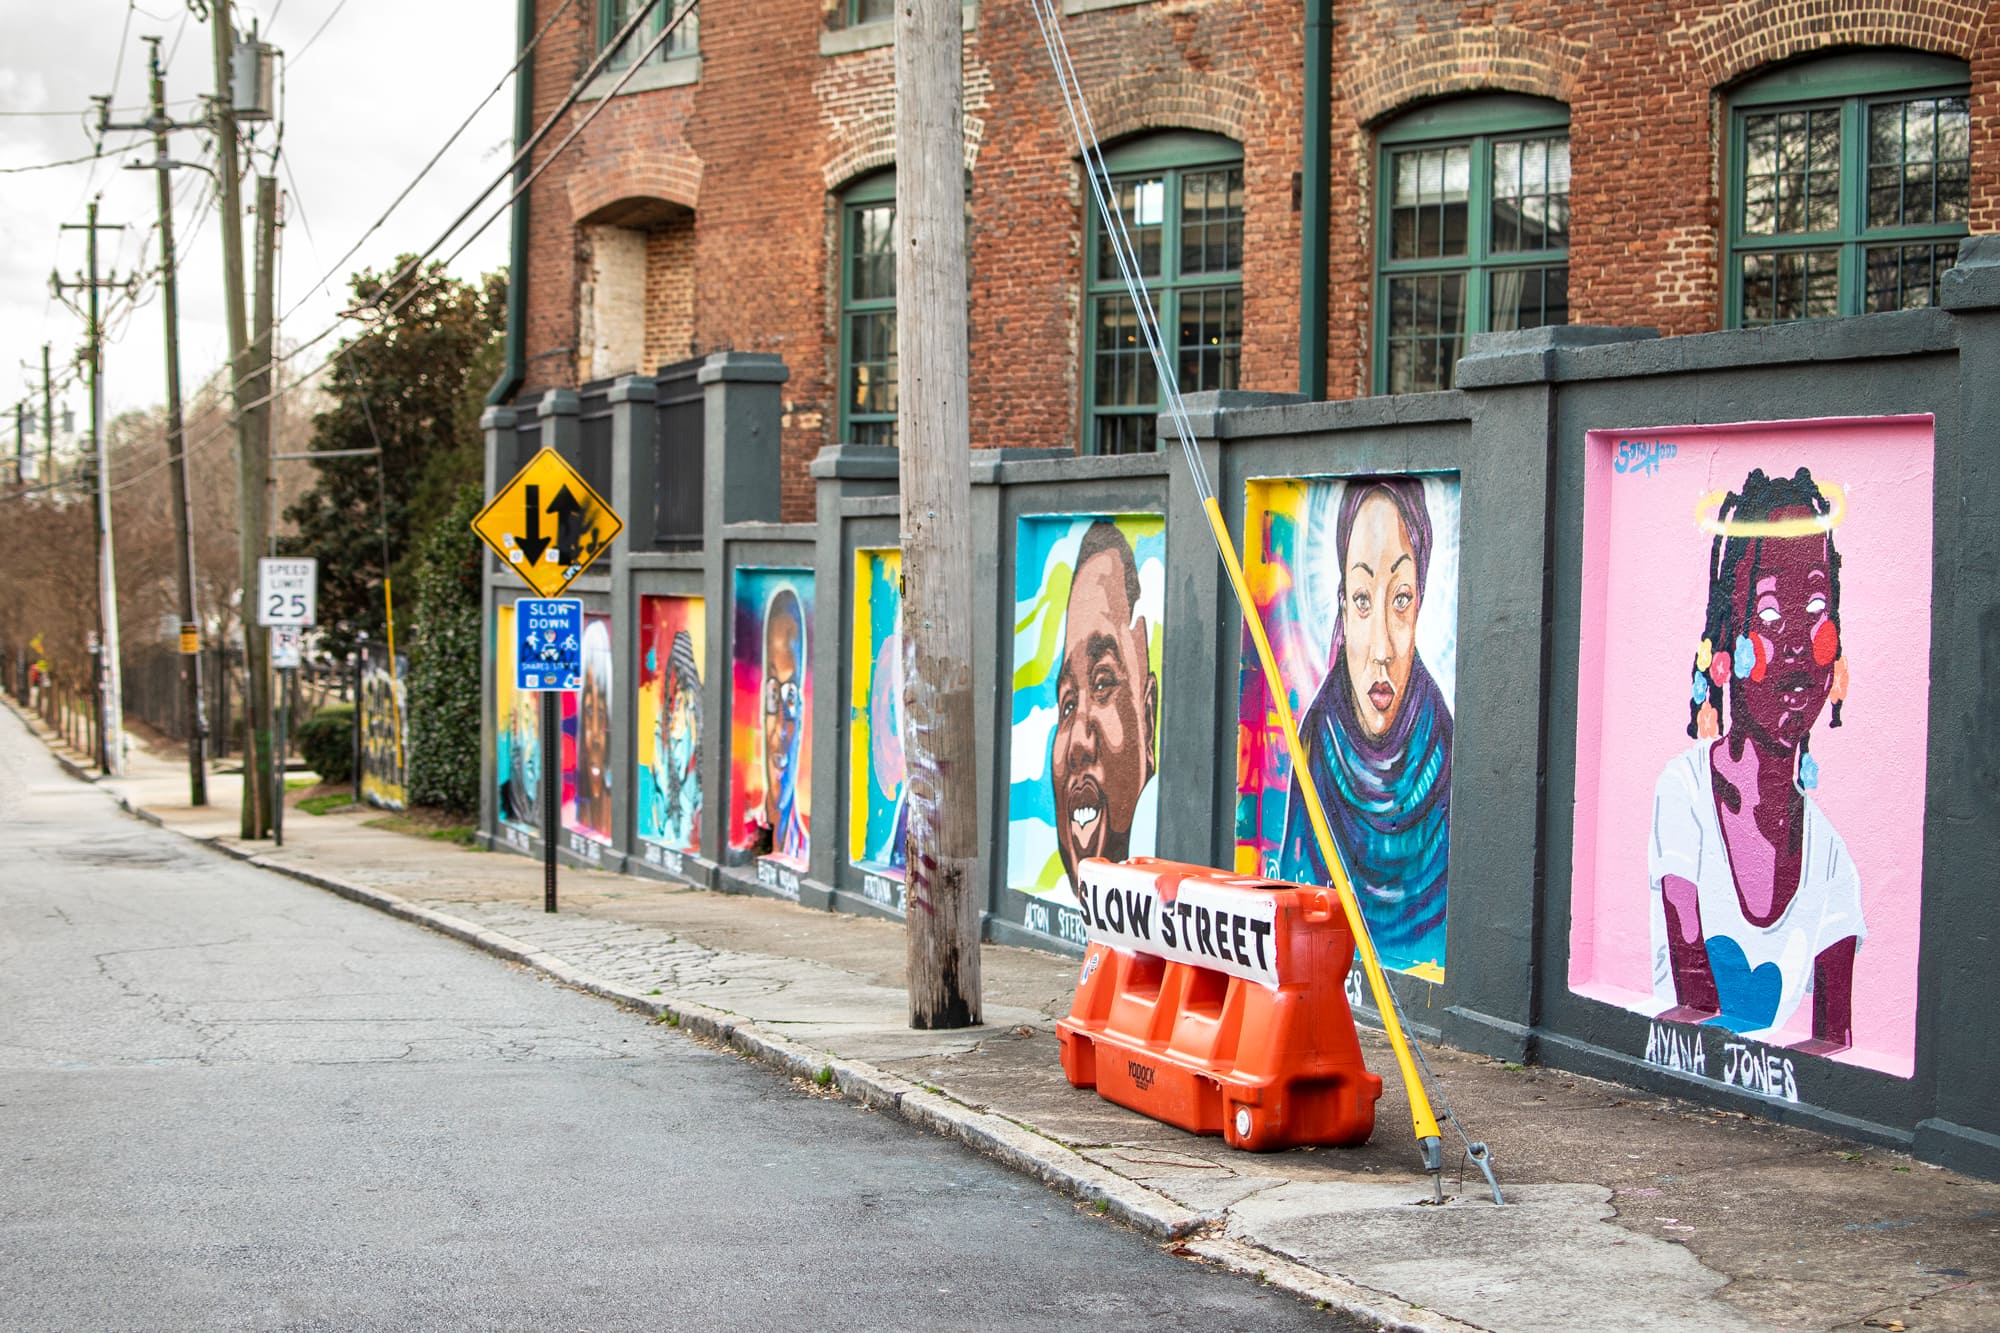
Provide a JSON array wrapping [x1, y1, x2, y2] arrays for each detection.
[[0, 0, 514, 435]]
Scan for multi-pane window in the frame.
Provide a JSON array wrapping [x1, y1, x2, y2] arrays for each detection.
[[1729, 52, 1969, 327], [848, 0, 894, 23], [1084, 132, 1243, 455], [600, 0, 698, 67], [840, 172, 897, 448], [1374, 96, 1570, 394]]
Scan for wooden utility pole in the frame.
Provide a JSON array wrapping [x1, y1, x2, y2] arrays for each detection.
[[111, 36, 209, 805], [211, 0, 272, 838], [896, 0, 981, 1028], [41, 344, 54, 486], [55, 201, 128, 777]]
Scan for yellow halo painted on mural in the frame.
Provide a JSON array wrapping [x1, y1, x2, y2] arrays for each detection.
[[1694, 481, 1847, 538]]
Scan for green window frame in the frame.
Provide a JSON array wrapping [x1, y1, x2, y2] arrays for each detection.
[[1726, 52, 1969, 328], [1083, 131, 1243, 456], [599, 0, 698, 67], [847, 0, 895, 24], [839, 171, 898, 448], [1373, 95, 1571, 395]]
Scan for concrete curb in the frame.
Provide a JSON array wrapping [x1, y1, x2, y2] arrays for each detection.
[[12, 699, 1457, 1333]]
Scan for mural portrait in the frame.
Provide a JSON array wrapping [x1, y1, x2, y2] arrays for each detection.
[[1007, 515, 1166, 907], [358, 646, 407, 811], [562, 612, 614, 845], [636, 594, 705, 857], [850, 548, 906, 876], [495, 601, 542, 832], [730, 569, 814, 864], [1235, 475, 1461, 981], [1567, 418, 1934, 1079]]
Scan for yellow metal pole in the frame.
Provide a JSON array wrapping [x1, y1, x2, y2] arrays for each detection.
[[1201, 495, 1444, 1150]]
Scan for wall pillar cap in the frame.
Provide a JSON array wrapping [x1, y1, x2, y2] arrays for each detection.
[[810, 443, 900, 480], [535, 389, 582, 418], [1456, 325, 1660, 388], [1175, 389, 1311, 440], [1941, 234, 2000, 312], [607, 374, 657, 404], [479, 406, 518, 431], [698, 350, 790, 385]]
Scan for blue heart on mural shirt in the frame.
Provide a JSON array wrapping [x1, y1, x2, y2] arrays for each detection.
[[1701, 936, 1783, 1032]]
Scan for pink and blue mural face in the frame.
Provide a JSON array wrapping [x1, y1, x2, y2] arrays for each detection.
[[562, 612, 614, 846], [731, 569, 814, 865], [1235, 475, 1461, 981], [1567, 417, 1934, 1082], [637, 595, 705, 857]]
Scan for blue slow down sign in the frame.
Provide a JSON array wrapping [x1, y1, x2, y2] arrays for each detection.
[[517, 598, 583, 693]]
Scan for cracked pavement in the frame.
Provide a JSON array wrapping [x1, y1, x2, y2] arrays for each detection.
[[16, 703, 2000, 1332]]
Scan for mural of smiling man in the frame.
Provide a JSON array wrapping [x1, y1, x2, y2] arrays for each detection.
[[729, 570, 814, 864], [1053, 521, 1159, 885], [1008, 514, 1166, 909]]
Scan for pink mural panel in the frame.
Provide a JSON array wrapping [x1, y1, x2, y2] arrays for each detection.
[[1567, 416, 1933, 1080]]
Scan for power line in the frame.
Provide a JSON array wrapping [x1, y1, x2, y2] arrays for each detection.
[[277, 0, 578, 328], [0, 149, 114, 175], [286, 0, 351, 69]]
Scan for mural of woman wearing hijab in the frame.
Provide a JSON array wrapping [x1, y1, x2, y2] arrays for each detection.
[[1255, 476, 1459, 979]]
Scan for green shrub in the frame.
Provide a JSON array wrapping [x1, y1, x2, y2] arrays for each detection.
[[296, 703, 355, 785], [405, 484, 484, 814]]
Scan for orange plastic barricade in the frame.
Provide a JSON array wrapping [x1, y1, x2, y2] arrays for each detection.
[[1056, 857, 1382, 1151]]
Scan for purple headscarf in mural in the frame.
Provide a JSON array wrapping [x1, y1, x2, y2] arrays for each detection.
[[1278, 476, 1453, 974]]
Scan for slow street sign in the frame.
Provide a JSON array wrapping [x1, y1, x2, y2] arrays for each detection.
[[472, 447, 624, 598], [258, 557, 318, 626], [515, 598, 583, 693]]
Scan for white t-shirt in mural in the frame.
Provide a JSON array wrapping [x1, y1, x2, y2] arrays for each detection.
[[1647, 741, 1865, 1041]]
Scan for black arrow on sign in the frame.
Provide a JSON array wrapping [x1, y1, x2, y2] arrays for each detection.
[[518, 484, 553, 564], [547, 485, 587, 564]]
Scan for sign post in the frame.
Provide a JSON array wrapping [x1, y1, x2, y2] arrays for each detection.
[[471, 449, 623, 914], [258, 558, 316, 850]]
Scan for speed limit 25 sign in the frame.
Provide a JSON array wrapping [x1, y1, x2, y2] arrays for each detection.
[[258, 557, 319, 627]]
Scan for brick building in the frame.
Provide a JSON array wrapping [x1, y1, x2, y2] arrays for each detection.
[[496, 0, 1996, 520]]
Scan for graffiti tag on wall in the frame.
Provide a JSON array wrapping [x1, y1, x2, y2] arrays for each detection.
[[358, 647, 407, 811]]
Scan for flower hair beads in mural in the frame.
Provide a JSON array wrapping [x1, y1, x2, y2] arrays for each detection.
[[637, 595, 705, 858], [1568, 418, 1933, 1082], [1235, 476, 1461, 981], [1656, 468, 1858, 1051], [1008, 516, 1166, 916], [731, 570, 814, 868]]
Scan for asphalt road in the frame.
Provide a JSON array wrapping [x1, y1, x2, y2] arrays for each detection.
[[0, 712, 1354, 1331]]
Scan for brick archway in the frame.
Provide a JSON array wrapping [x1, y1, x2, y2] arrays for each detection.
[[821, 115, 984, 192], [1081, 68, 1258, 148], [1678, 1, 1981, 89], [1340, 26, 1587, 127], [567, 156, 702, 224]]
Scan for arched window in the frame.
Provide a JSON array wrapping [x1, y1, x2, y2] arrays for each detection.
[[839, 171, 898, 447], [1374, 95, 1571, 394], [1727, 51, 1969, 327], [1083, 131, 1244, 455]]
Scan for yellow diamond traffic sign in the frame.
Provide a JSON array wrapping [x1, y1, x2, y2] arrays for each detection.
[[471, 447, 624, 597]]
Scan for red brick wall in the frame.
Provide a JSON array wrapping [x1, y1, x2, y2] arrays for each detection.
[[514, 0, 2000, 519]]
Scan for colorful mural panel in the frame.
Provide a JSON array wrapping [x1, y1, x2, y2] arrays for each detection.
[[729, 569, 814, 864], [495, 601, 541, 832], [850, 549, 906, 876], [636, 594, 706, 857], [1567, 417, 1933, 1080], [562, 612, 614, 845], [1235, 475, 1461, 981], [358, 646, 407, 811], [1007, 514, 1166, 908]]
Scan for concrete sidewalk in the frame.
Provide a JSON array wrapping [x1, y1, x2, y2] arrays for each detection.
[[18, 706, 1998, 1333]]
